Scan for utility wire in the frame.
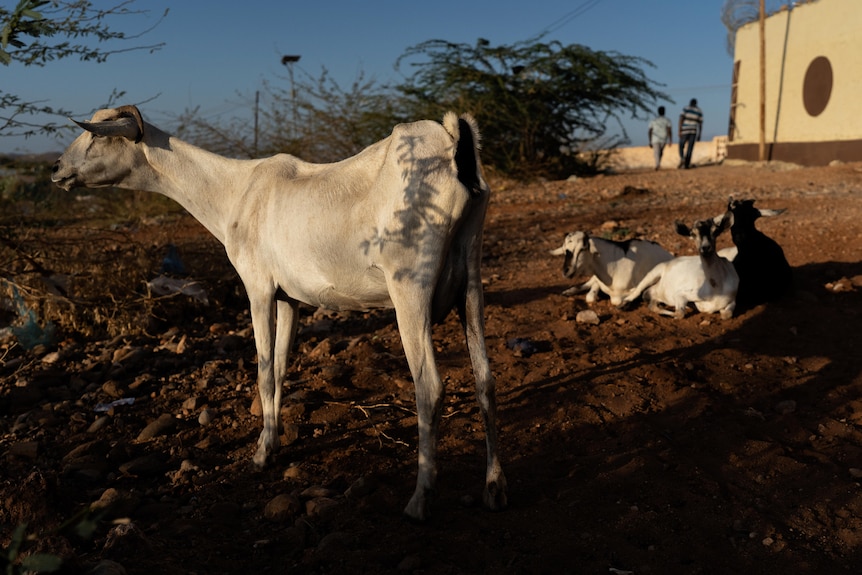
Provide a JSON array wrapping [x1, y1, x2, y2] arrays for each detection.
[[536, 0, 605, 36]]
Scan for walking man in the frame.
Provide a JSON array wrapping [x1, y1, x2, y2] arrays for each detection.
[[648, 106, 673, 170], [678, 98, 703, 169]]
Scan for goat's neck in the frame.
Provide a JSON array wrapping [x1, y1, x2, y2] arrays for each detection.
[[133, 136, 258, 244], [701, 251, 727, 269]]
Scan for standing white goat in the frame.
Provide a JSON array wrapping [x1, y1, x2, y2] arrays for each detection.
[[619, 214, 739, 319], [52, 105, 506, 521], [549, 232, 673, 305]]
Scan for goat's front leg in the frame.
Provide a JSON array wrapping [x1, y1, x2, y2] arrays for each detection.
[[248, 292, 279, 467], [561, 277, 593, 297], [392, 289, 443, 521], [719, 300, 736, 320]]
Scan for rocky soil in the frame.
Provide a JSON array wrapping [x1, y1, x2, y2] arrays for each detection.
[[2, 160, 862, 574]]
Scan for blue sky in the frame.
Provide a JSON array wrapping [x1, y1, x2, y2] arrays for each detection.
[[3, 0, 754, 154]]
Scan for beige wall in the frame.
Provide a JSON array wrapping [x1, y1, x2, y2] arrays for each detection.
[[601, 137, 727, 171], [730, 0, 862, 148]]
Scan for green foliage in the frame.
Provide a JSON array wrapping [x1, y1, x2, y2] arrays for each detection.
[[1, 524, 62, 575], [0, 1, 167, 138], [396, 37, 670, 178], [278, 68, 405, 162]]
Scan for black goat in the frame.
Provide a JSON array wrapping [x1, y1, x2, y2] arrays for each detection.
[[726, 197, 793, 311]]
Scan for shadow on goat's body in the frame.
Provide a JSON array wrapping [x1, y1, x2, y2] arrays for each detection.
[[51, 105, 507, 521]]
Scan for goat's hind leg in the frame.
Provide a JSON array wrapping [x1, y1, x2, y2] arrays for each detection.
[[460, 286, 508, 512], [389, 285, 444, 521]]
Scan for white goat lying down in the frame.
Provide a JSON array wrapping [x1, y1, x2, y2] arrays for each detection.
[[619, 214, 739, 319], [52, 105, 506, 521], [549, 232, 673, 305]]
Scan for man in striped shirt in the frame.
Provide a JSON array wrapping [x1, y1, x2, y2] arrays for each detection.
[[678, 98, 703, 169]]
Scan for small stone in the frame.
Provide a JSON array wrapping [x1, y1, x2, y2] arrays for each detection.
[[10, 440, 39, 459], [88, 416, 109, 434], [118, 453, 168, 476], [301, 485, 338, 498], [283, 464, 303, 481], [344, 475, 377, 499], [137, 413, 176, 441], [264, 493, 302, 522], [576, 309, 600, 325], [305, 497, 338, 518], [849, 468, 862, 479], [41, 351, 62, 364], [198, 408, 213, 426]]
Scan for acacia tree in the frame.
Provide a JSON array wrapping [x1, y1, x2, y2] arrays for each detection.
[[0, 0, 167, 138], [396, 37, 669, 177], [174, 67, 402, 162]]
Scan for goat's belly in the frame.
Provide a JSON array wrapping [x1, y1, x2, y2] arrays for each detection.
[[314, 285, 394, 311], [288, 267, 393, 311]]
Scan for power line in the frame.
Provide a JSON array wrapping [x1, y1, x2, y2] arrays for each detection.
[[537, 0, 605, 36]]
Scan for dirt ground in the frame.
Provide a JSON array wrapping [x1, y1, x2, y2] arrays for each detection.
[[3, 160, 862, 574]]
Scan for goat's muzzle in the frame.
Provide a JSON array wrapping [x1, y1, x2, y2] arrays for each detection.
[[51, 160, 76, 191]]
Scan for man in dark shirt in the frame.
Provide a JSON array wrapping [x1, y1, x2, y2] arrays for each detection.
[[678, 98, 703, 169]]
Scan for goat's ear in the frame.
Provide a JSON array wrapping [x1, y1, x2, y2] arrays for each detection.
[[115, 105, 145, 143], [588, 238, 599, 255], [549, 246, 567, 256], [674, 221, 691, 237], [714, 212, 733, 234]]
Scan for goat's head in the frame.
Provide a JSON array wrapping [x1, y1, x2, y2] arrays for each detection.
[[675, 213, 732, 257], [727, 196, 785, 227], [549, 231, 589, 278], [52, 105, 146, 191]]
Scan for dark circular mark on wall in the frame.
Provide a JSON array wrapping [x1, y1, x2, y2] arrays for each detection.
[[803, 56, 832, 117]]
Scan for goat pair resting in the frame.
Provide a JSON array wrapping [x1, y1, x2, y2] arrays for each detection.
[[549, 222, 737, 319], [52, 105, 507, 521]]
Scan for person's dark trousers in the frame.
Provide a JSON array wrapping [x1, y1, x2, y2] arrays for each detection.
[[678, 133, 697, 168]]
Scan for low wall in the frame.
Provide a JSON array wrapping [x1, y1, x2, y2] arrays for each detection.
[[601, 136, 728, 171]]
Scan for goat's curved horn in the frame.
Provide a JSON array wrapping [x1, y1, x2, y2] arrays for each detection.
[[72, 105, 145, 143]]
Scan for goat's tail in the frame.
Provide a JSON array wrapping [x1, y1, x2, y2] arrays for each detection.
[[444, 112, 483, 197]]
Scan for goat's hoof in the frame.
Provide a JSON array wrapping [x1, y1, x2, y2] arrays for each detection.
[[252, 443, 274, 468], [403, 488, 434, 522], [483, 477, 508, 512]]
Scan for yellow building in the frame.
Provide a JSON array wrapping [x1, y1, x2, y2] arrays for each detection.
[[726, 0, 862, 164]]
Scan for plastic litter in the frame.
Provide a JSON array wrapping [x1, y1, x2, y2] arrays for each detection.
[[160, 244, 187, 276], [2, 282, 56, 350], [506, 337, 537, 358], [146, 275, 208, 305], [94, 397, 135, 412]]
